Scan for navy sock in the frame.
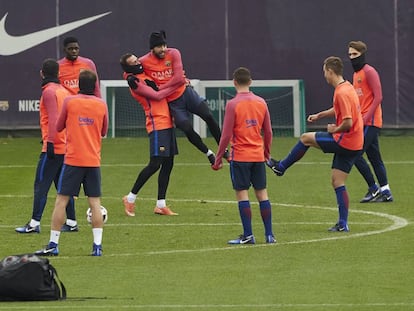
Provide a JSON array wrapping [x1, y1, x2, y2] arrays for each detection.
[[259, 200, 273, 236], [335, 185, 349, 226], [238, 200, 252, 237], [280, 140, 309, 171]]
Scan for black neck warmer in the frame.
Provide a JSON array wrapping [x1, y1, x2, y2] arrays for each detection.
[[41, 77, 60, 87], [351, 54, 366, 72], [121, 63, 144, 75]]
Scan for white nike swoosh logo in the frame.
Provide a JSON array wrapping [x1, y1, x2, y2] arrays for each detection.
[[0, 11, 111, 56]]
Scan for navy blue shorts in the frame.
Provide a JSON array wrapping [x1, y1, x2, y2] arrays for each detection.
[[168, 86, 205, 125], [57, 165, 101, 197], [149, 128, 178, 157], [315, 132, 362, 173], [230, 161, 267, 191]]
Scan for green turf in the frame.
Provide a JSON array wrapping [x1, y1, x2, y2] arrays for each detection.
[[0, 136, 413, 310]]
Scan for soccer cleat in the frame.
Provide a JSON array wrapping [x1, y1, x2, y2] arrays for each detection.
[[228, 234, 256, 245], [154, 206, 178, 216], [372, 191, 394, 203], [266, 235, 277, 244], [123, 196, 136, 217], [360, 187, 380, 203], [91, 243, 102, 256], [328, 223, 349, 232], [207, 153, 216, 165], [266, 158, 284, 176], [61, 223, 79, 232], [35, 242, 59, 256], [15, 223, 40, 234]]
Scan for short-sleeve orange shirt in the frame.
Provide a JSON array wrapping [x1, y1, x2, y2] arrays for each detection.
[[332, 81, 363, 151]]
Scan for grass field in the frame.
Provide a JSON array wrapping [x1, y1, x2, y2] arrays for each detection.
[[0, 136, 413, 310]]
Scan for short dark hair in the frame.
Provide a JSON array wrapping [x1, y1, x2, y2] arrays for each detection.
[[42, 58, 59, 78], [119, 53, 133, 66], [79, 70, 96, 94], [233, 67, 251, 85], [323, 56, 343, 76], [348, 40, 367, 54], [63, 36, 79, 47]]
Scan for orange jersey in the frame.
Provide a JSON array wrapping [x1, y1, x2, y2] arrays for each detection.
[[352, 64, 383, 127], [56, 94, 108, 167], [123, 72, 174, 133], [139, 48, 186, 102], [217, 92, 272, 162], [332, 81, 363, 151], [58, 56, 101, 98], [40, 82, 70, 154]]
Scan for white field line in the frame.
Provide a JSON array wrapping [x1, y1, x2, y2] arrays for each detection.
[[2, 197, 406, 257]]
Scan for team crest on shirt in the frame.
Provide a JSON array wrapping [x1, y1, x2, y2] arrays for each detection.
[[159, 146, 165, 152], [165, 61, 171, 67]]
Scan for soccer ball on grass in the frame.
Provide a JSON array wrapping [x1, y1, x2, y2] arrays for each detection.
[[86, 205, 108, 224]]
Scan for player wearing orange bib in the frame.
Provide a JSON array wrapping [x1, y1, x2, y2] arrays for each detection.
[[268, 56, 363, 232], [139, 31, 223, 165], [58, 36, 101, 98], [119, 53, 183, 217], [348, 40, 393, 203], [35, 70, 108, 257], [212, 67, 275, 245]]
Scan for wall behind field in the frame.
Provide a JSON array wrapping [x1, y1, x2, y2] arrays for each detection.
[[0, 0, 412, 130]]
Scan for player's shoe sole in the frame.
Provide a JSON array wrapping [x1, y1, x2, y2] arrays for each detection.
[[91, 243, 102, 256], [35, 242, 59, 256], [123, 196, 136, 217], [266, 235, 277, 243], [154, 207, 178, 216], [15, 223, 40, 234], [228, 234, 256, 244], [360, 188, 380, 203], [328, 223, 349, 232], [61, 223, 79, 232], [266, 158, 284, 176]]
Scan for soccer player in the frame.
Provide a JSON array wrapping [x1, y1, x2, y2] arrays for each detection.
[[120, 53, 182, 217], [15, 59, 78, 234], [348, 41, 393, 203], [58, 36, 101, 98], [212, 67, 276, 244], [139, 30, 224, 165], [35, 70, 108, 256], [268, 56, 363, 232]]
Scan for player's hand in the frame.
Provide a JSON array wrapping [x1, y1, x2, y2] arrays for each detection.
[[327, 123, 336, 133], [307, 113, 319, 123], [212, 159, 223, 170], [46, 142, 55, 159], [144, 79, 159, 91], [127, 75, 139, 89]]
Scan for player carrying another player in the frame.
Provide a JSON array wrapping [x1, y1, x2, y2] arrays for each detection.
[[120, 53, 183, 217], [139, 30, 224, 165]]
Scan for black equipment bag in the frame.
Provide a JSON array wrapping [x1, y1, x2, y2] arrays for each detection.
[[0, 253, 66, 301]]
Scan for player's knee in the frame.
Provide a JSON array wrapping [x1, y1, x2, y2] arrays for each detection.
[[148, 158, 162, 171]]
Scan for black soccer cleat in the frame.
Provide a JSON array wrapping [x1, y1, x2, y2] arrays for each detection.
[[266, 158, 284, 176]]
